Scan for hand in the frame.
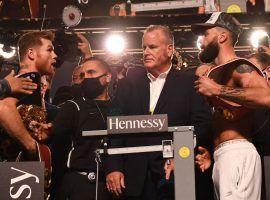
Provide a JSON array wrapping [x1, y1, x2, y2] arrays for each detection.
[[194, 76, 221, 97], [25, 138, 38, 155], [195, 146, 211, 172], [247, 0, 256, 5], [31, 122, 52, 142], [23, 140, 42, 161], [164, 159, 174, 180], [76, 33, 92, 60], [5, 70, 37, 94], [106, 171, 125, 197]]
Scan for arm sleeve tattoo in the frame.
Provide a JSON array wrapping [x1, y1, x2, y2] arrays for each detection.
[[219, 86, 254, 105]]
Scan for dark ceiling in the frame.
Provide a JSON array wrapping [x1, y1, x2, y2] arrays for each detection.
[[0, 0, 269, 66]]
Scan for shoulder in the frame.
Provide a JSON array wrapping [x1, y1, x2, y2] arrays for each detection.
[[118, 67, 147, 87], [61, 98, 85, 111], [18, 72, 41, 84], [126, 67, 147, 81], [233, 58, 263, 75], [235, 64, 257, 74], [171, 67, 197, 82], [126, 67, 146, 76]]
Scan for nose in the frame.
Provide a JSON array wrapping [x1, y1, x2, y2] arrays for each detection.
[[143, 46, 150, 56], [52, 51, 58, 59]]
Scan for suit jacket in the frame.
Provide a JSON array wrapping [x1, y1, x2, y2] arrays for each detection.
[[106, 67, 212, 196]]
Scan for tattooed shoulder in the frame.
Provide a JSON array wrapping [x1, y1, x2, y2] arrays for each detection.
[[235, 64, 255, 74]]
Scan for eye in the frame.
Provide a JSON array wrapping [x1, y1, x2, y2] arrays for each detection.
[[80, 73, 85, 78]]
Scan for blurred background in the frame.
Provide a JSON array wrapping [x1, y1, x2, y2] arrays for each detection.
[[0, 0, 270, 97]]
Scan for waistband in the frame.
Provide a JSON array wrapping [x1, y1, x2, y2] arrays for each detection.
[[69, 169, 105, 182], [77, 171, 96, 181], [215, 139, 250, 151]]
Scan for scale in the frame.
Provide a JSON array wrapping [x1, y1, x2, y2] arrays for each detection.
[[83, 125, 196, 200]]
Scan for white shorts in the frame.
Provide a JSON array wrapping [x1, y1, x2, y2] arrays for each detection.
[[213, 139, 261, 200]]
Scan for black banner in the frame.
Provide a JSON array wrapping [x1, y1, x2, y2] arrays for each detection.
[[0, 162, 44, 199]]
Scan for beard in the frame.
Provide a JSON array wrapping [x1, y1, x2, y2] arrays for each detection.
[[199, 38, 219, 63]]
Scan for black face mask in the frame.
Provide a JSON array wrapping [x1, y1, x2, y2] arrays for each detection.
[[81, 74, 106, 99]]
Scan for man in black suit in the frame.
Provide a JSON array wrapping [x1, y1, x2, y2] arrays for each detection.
[[105, 25, 213, 200]]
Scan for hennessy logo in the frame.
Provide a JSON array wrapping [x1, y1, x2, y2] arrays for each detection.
[[10, 167, 39, 199], [109, 118, 166, 130], [107, 114, 168, 134]]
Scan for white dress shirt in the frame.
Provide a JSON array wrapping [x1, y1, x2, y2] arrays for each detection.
[[147, 65, 172, 114]]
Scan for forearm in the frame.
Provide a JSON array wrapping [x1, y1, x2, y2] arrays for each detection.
[[217, 85, 270, 108], [83, 49, 93, 61], [0, 102, 36, 152]]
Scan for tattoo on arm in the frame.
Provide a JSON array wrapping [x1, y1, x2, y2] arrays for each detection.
[[219, 86, 248, 103], [235, 64, 255, 74]]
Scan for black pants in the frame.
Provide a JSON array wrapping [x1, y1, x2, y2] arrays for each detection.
[[124, 170, 174, 200], [124, 168, 214, 200], [58, 171, 110, 200]]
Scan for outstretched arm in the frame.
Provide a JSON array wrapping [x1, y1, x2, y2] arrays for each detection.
[[0, 70, 37, 97], [0, 97, 37, 154], [5, 70, 37, 95], [76, 33, 93, 61]]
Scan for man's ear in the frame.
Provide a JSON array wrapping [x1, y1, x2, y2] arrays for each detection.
[[167, 44, 174, 58], [27, 48, 35, 60], [106, 73, 112, 83], [218, 32, 227, 44]]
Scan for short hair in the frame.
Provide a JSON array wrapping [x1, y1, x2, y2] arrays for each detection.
[[17, 31, 55, 61], [230, 32, 239, 46], [246, 52, 270, 70], [143, 25, 174, 46], [82, 57, 111, 73], [215, 27, 238, 46]]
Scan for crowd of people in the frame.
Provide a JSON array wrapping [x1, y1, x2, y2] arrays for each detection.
[[0, 11, 269, 200]]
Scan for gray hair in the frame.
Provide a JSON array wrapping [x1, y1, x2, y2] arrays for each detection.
[[144, 25, 174, 47]]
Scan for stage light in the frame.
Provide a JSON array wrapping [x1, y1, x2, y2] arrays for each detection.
[[105, 34, 126, 54], [0, 44, 16, 59], [250, 30, 269, 49], [196, 36, 203, 50]]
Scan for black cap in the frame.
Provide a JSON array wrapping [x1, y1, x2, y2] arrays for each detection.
[[191, 12, 242, 37]]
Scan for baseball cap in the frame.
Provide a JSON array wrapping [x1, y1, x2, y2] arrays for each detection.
[[191, 12, 242, 37]]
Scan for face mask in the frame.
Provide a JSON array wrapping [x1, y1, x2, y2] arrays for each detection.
[[81, 74, 106, 99]]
